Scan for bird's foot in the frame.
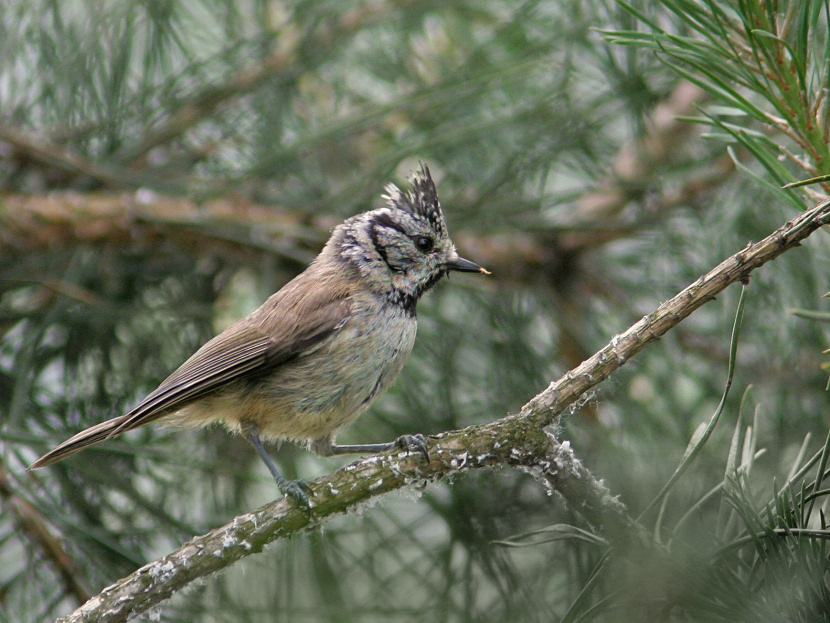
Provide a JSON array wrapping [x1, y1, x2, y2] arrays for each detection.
[[393, 433, 430, 462], [278, 478, 314, 507]]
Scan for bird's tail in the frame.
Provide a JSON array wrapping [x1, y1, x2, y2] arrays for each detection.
[[29, 416, 128, 469]]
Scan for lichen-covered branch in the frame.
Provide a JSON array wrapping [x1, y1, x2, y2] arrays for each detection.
[[56, 196, 830, 622], [519, 197, 830, 427], [56, 419, 556, 623]]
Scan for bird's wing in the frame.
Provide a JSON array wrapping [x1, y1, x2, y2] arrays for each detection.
[[110, 328, 283, 434], [29, 281, 354, 468], [111, 290, 353, 435]]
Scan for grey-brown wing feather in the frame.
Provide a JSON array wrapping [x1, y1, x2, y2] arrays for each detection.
[[30, 280, 354, 469], [112, 305, 350, 434], [110, 330, 284, 434]]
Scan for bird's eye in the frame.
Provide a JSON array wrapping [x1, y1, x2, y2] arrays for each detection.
[[414, 236, 434, 253]]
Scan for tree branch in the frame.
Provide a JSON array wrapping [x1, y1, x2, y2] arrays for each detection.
[[0, 125, 146, 190], [0, 185, 739, 289], [519, 197, 830, 427], [565, 81, 711, 227], [0, 192, 326, 268], [54, 196, 830, 622]]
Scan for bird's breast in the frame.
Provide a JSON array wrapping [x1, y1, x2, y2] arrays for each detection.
[[250, 297, 418, 441]]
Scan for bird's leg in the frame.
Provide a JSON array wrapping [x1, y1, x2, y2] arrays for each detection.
[[244, 427, 313, 505], [312, 434, 430, 462]]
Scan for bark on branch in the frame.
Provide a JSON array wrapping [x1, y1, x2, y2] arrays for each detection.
[[56, 196, 830, 623]]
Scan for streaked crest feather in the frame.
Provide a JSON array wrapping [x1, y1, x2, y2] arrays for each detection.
[[382, 163, 448, 238]]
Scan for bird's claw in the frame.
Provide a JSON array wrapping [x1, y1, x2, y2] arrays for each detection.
[[280, 478, 314, 507], [394, 433, 430, 462]]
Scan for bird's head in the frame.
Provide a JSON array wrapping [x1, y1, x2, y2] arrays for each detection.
[[332, 164, 486, 312]]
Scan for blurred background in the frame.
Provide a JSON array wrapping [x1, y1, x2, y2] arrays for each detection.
[[2, 1, 830, 621]]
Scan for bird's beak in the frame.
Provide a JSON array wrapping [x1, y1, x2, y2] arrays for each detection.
[[447, 255, 491, 275]]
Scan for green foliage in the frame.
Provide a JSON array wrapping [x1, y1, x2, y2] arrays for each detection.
[[2, 0, 830, 622], [604, 0, 830, 191]]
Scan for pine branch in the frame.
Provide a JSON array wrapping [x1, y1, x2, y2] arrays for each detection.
[[566, 81, 711, 226], [55, 196, 830, 622], [0, 179, 736, 288], [520, 197, 830, 427], [0, 125, 146, 190], [113, 0, 416, 167], [0, 192, 325, 267]]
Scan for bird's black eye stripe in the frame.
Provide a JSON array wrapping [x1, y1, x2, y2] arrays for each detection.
[[372, 211, 408, 235], [414, 236, 434, 253], [369, 221, 402, 273], [370, 211, 434, 253]]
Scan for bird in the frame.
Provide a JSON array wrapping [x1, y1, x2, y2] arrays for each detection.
[[29, 164, 488, 504]]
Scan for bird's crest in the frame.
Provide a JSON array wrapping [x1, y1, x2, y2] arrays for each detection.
[[382, 164, 448, 238]]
